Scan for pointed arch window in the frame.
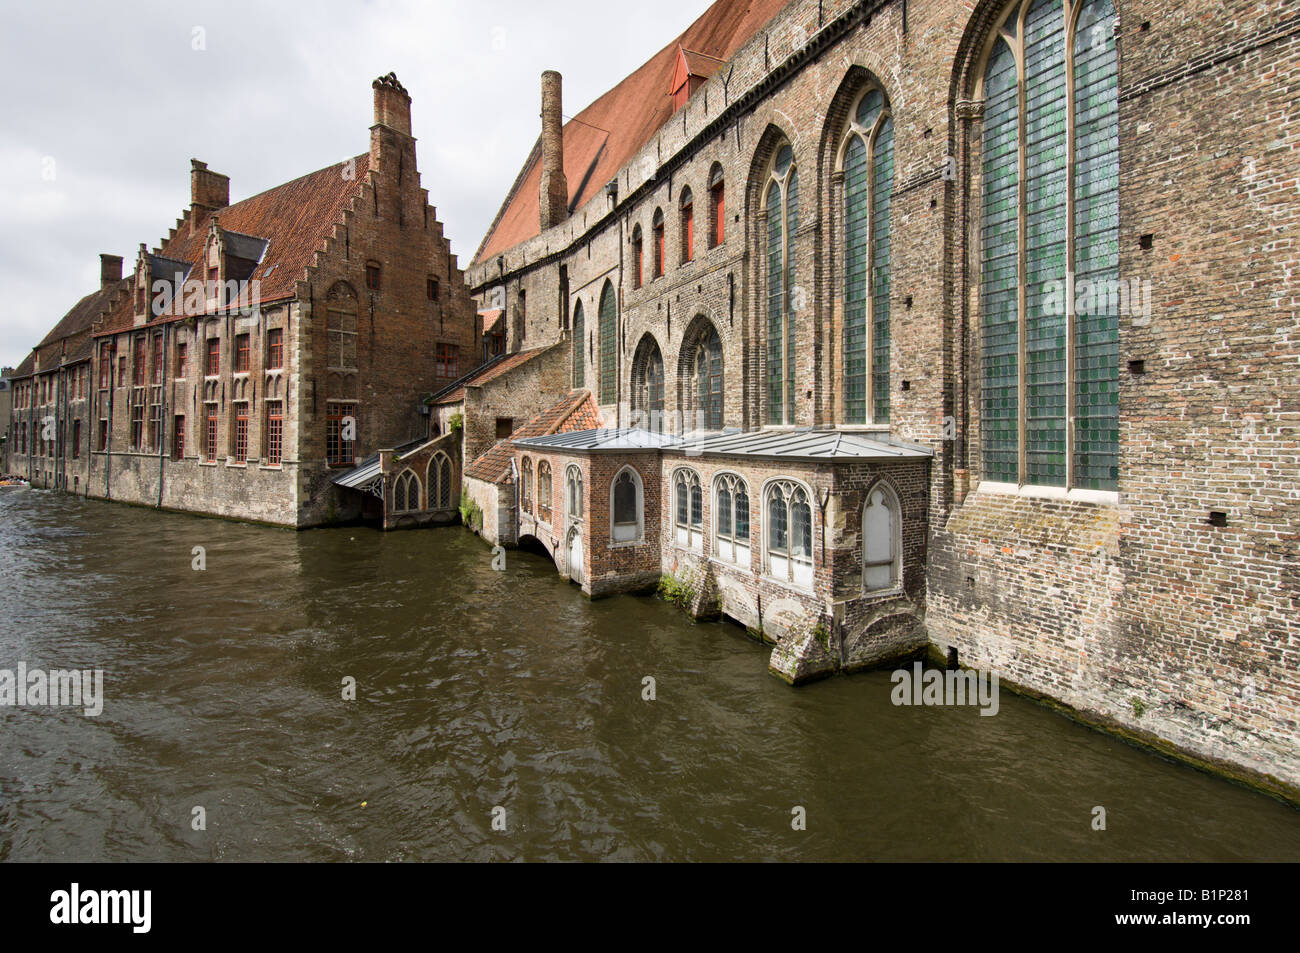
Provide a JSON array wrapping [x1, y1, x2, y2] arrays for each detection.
[[979, 0, 1119, 491], [521, 456, 534, 514], [842, 88, 894, 424], [538, 461, 553, 523], [708, 163, 725, 247], [631, 225, 644, 289], [713, 472, 750, 565], [610, 467, 643, 544], [598, 282, 617, 404], [392, 470, 420, 514], [679, 187, 694, 263], [765, 479, 813, 587], [566, 465, 583, 521], [572, 299, 585, 388], [862, 482, 901, 592], [631, 335, 665, 431], [673, 468, 702, 549], [428, 452, 453, 510], [690, 324, 723, 432], [765, 143, 799, 425]]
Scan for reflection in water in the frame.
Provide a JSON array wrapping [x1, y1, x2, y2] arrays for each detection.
[[0, 489, 1297, 861]]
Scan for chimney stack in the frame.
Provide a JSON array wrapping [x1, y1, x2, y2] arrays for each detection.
[[372, 72, 412, 135], [539, 70, 568, 230], [190, 159, 229, 236], [99, 254, 123, 290]]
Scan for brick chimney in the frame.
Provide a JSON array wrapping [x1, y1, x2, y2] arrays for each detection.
[[99, 254, 123, 290], [372, 71, 412, 135], [190, 159, 229, 236], [539, 70, 568, 230]]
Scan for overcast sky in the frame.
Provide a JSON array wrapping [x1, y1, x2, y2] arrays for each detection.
[[0, 0, 714, 369]]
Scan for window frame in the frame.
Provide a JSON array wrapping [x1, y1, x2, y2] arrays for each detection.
[[609, 465, 644, 546], [764, 142, 799, 426], [712, 471, 751, 566], [763, 477, 815, 588], [672, 467, 703, 550]]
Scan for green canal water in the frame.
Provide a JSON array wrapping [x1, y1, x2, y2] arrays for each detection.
[[0, 488, 1297, 862]]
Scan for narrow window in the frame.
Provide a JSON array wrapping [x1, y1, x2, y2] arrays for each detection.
[[326, 402, 357, 466], [266, 328, 283, 370], [709, 164, 725, 247], [652, 209, 665, 278], [566, 465, 583, 519], [365, 262, 381, 291], [130, 403, 144, 451], [71, 420, 81, 459], [766, 480, 813, 586], [538, 461, 553, 523], [631, 226, 644, 290], [234, 334, 250, 373], [611, 469, 641, 543], [679, 187, 694, 263], [571, 300, 586, 388], [173, 415, 185, 460], [264, 401, 283, 466], [204, 405, 218, 462], [714, 473, 750, 564], [174, 340, 188, 379], [427, 277, 440, 301], [673, 469, 703, 549], [521, 457, 533, 513], [205, 338, 220, 377], [598, 281, 617, 404], [232, 402, 249, 463], [765, 143, 798, 424], [133, 336, 146, 386], [842, 88, 895, 424]]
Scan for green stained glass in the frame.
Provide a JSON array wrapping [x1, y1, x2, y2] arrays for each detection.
[[572, 300, 585, 389], [843, 135, 869, 423], [598, 281, 616, 404], [1073, 0, 1119, 490], [785, 167, 799, 419], [981, 38, 1020, 483], [766, 180, 784, 424], [871, 116, 894, 423]]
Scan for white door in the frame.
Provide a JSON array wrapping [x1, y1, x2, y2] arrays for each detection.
[[567, 529, 584, 584]]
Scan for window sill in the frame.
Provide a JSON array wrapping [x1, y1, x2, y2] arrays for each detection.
[[976, 481, 1118, 506], [259, 464, 283, 471], [608, 539, 646, 550], [760, 574, 816, 596]]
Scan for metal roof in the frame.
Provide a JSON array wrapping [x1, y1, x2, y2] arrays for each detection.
[[332, 437, 429, 489], [513, 428, 683, 452], [513, 427, 933, 460], [673, 429, 933, 460]]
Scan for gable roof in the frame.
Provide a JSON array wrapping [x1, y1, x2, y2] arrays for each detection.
[[472, 0, 790, 264], [464, 389, 601, 483], [431, 345, 549, 405], [11, 279, 129, 380], [97, 154, 370, 336]]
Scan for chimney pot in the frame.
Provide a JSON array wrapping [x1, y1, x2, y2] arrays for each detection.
[[539, 70, 568, 230]]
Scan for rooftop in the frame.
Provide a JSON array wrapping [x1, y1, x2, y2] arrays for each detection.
[[514, 427, 934, 460]]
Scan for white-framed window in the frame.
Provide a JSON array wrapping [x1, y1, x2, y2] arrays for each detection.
[[537, 461, 553, 523], [520, 456, 533, 514], [610, 466, 644, 544], [713, 472, 751, 566], [392, 470, 420, 513], [673, 468, 703, 549], [765, 478, 813, 587], [566, 464, 583, 521], [862, 481, 901, 593]]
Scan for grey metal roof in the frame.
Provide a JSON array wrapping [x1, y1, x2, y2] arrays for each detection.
[[513, 428, 683, 452], [513, 427, 932, 460], [223, 230, 269, 264], [147, 254, 192, 281], [332, 437, 428, 488], [673, 428, 933, 460]]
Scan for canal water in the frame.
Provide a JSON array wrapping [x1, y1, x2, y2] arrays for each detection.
[[1, 488, 1297, 862]]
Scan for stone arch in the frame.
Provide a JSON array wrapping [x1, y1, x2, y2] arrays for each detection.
[[629, 333, 665, 431], [676, 314, 725, 433]]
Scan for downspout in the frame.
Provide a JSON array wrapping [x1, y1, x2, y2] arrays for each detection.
[[157, 322, 169, 509]]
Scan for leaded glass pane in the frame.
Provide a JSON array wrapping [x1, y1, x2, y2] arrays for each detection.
[[785, 168, 799, 419], [981, 38, 1020, 483], [599, 283, 616, 404], [843, 135, 869, 423], [690, 482, 702, 528], [871, 115, 894, 423], [735, 487, 749, 539], [718, 486, 732, 537], [791, 490, 811, 559], [1073, 0, 1119, 490], [572, 301, 585, 389], [614, 472, 636, 525], [766, 181, 785, 424], [768, 487, 787, 552]]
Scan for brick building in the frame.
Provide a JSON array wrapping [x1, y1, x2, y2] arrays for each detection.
[[6, 73, 480, 525], [456, 0, 1300, 799]]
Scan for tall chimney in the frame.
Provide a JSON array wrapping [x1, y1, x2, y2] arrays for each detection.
[[190, 159, 229, 236], [539, 70, 568, 230], [99, 254, 123, 290], [372, 72, 412, 136]]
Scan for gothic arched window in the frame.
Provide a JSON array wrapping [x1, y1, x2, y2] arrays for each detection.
[[714, 472, 750, 565], [765, 479, 813, 587], [598, 281, 617, 405], [572, 299, 585, 389], [980, 0, 1119, 490], [842, 87, 894, 424], [765, 143, 799, 425], [673, 468, 702, 549]]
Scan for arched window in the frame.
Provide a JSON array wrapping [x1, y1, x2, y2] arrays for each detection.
[[572, 299, 585, 388], [537, 461, 553, 523], [566, 465, 583, 520], [598, 281, 617, 404], [679, 187, 694, 263], [520, 456, 533, 514], [652, 208, 665, 278], [765, 143, 799, 425], [610, 466, 643, 544], [862, 482, 901, 592], [631, 335, 665, 431], [980, 0, 1119, 491], [765, 479, 813, 587], [680, 318, 723, 432], [708, 163, 725, 247], [631, 225, 644, 289], [672, 468, 702, 549], [427, 451, 453, 510], [392, 470, 420, 513], [714, 472, 750, 565], [842, 86, 894, 425]]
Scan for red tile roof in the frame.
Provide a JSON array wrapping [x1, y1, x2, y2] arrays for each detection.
[[96, 155, 370, 336], [480, 309, 504, 335], [472, 0, 790, 264], [432, 346, 549, 405], [464, 390, 601, 483], [12, 280, 128, 379]]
